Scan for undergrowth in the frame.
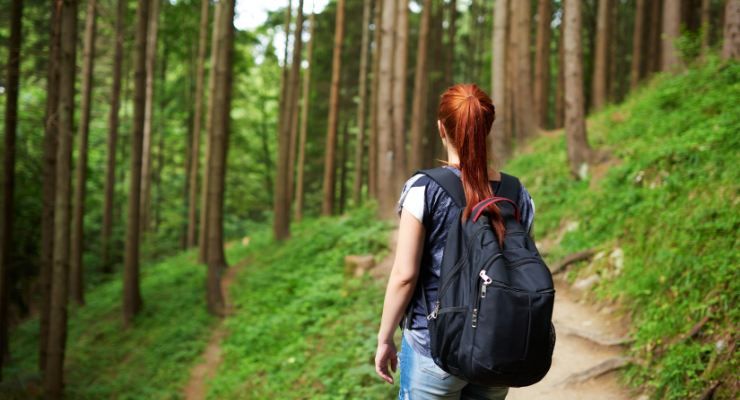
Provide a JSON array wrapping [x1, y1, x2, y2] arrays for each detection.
[[506, 57, 739, 399]]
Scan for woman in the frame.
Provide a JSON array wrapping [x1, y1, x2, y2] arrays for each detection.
[[374, 84, 535, 399]]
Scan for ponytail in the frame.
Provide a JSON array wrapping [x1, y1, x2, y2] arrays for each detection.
[[437, 84, 505, 243]]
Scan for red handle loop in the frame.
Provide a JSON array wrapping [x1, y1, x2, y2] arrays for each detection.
[[472, 197, 521, 223]]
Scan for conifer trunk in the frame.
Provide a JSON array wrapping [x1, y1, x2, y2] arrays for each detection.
[[592, 0, 611, 110], [410, 0, 432, 172], [564, 0, 592, 179], [353, 0, 373, 204], [140, 0, 161, 233], [534, 0, 552, 128], [295, 12, 315, 222]]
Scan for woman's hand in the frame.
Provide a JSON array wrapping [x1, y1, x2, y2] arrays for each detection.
[[374, 340, 398, 384]]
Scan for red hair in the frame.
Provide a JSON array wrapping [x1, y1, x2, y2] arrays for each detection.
[[437, 84, 505, 241]]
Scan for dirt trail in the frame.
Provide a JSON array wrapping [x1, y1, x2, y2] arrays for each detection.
[[371, 229, 632, 399], [183, 257, 247, 400]]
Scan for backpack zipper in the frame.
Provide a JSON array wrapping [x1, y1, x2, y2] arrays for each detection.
[[472, 269, 493, 328]]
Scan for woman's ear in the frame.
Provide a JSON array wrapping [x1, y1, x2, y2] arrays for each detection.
[[437, 120, 445, 140]]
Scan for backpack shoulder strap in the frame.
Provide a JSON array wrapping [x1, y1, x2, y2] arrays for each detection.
[[416, 167, 466, 208], [497, 172, 522, 203]]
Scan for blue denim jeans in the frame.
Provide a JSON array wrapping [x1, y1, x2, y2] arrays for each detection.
[[398, 334, 509, 400]]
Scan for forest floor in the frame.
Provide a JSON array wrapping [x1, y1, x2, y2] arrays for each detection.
[[372, 229, 634, 399]]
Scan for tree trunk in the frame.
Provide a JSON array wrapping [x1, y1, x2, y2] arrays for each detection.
[[102, 0, 125, 273], [445, 0, 457, 85], [140, 0, 161, 234], [661, 0, 682, 70], [701, 0, 711, 53], [723, 0, 740, 59], [554, 22, 565, 128], [199, 0, 224, 263], [564, 0, 592, 179], [69, 0, 97, 306], [275, 0, 304, 238], [368, 0, 383, 200], [392, 0, 409, 188], [377, 0, 396, 219], [534, 0, 552, 128], [513, 0, 535, 143], [409, 0, 432, 172], [204, 0, 235, 316], [647, 0, 663, 74], [352, 0, 372, 204], [490, 0, 510, 168], [186, 0, 210, 248], [123, 0, 149, 327], [339, 121, 349, 213], [631, 0, 646, 89], [39, 0, 62, 373], [294, 12, 315, 222], [0, 0, 23, 378], [271, 1, 293, 239], [321, 0, 346, 216], [45, 0, 76, 396], [592, 0, 611, 110]]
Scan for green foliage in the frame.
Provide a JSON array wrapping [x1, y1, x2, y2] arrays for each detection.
[[206, 206, 395, 399], [1, 244, 255, 399], [506, 58, 739, 399]]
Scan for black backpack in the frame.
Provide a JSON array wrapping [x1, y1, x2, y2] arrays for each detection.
[[416, 167, 556, 387]]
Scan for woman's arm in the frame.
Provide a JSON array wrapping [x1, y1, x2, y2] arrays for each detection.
[[374, 208, 425, 384]]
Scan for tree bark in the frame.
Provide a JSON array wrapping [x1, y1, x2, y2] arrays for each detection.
[[490, 0, 510, 168], [102, 0, 125, 273], [69, 0, 97, 306], [534, 0, 552, 128], [592, 0, 611, 110], [661, 0, 682, 70], [295, 12, 315, 222], [368, 0, 383, 200], [409, 0, 432, 172], [392, 0, 409, 188], [123, 0, 149, 327], [187, 0, 210, 248], [564, 0, 592, 179], [204, 0, 235, 316], [647, 0, 663, 74], [630, 0, 646, 89], [700, 0, 711, 53], [321, 0, 346, 216], [39, 0, 62, 373], [199, 0, 224, 263], [723, 0, 740, 59], [352, 0, 373, 204], [377, 0, 396, 219], [45, 0, 76, 396], [513, 0, 535, 143], [0, 0, 23, 378], [445, 0, 457, 85], [140, 0, 161, 234], [338, 121, 350, 213], [554, 22, 565, 128], [275, 0, 303, 238]]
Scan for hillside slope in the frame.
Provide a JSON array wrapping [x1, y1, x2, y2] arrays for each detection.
[[505, 58, 739, 399]]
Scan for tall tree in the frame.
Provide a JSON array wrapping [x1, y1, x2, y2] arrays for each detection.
[[0, 0, 23, 378], [45, 0, 76, 396], [321, 0, 346, 216], [564, 0, 592, 179], [630, 0, 647, 89], [102, 0, 125, 273], [700, 0, 711, 53], [409, 0, 432, 172], [513, 0, 535, 143], [39, 0, 62, 373], [392, 0, 409, 187], [490, 0, 511, 167], [368, 0, 383, 199], [554, 22, 565, 128], [295, 11, 316, 222], [534, 0, 552, 128], [275, 0, 304, 238], [661, 0, 682, 70], [270, 1, 293, 239], [70, 0, 97, 306], [377, 0, 396, 219], [353, 0, 373, 204], [723, 0, 740, 59], [123, 0, 150, 327], [647, 0, 663, 74], [203, 0, 235, 316], [199, 0, 224, 263], [140, 0, 161, 233], [186, 0, 210, 248], [592, 0, 611, 110], [445, 0, 457, 85]]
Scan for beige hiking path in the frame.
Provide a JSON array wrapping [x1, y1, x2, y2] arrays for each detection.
[[183, 255, 247, 400], [372, 229, 633, 400]]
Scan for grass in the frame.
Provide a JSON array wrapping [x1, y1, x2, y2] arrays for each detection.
[[505, 57, 739, 399]]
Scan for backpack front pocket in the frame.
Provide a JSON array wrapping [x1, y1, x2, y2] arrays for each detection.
[[474, 286, 532, 369]]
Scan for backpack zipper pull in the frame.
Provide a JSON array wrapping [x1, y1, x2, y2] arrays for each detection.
[[479, 269, 493, 285], [427, 300, 440, 320]]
